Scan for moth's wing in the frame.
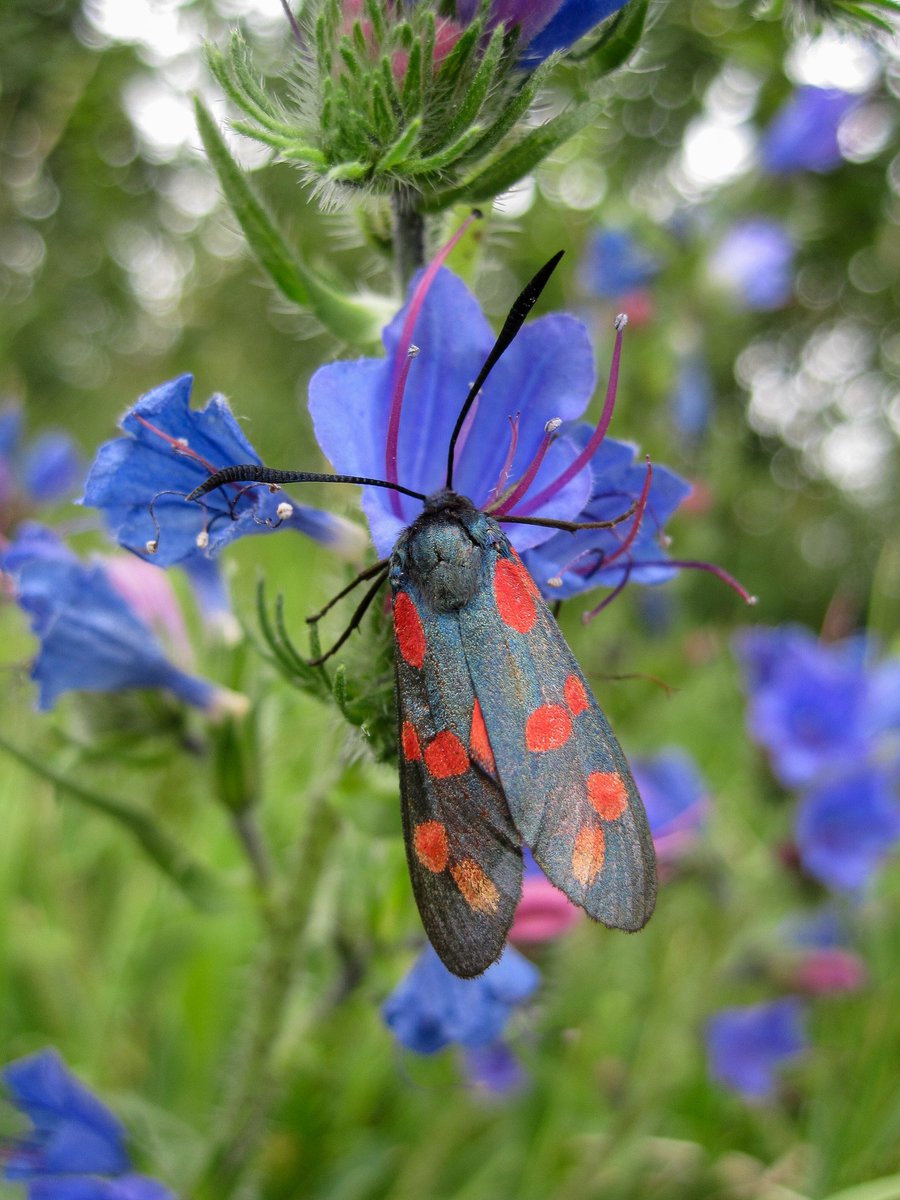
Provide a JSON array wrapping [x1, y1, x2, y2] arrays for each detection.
[[456, 542, 656, 932], [393, 584, 523, 978]]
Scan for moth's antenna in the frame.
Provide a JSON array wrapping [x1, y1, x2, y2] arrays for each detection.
[[185, 465, 428, 504], [445, 250, 564, 491]]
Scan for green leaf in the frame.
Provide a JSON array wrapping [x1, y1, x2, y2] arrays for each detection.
[[194, 98, 384, 348], [823, 1176, 900, 1200], [576, 0, 649, 73], [0, 733, 221, 908], [420, 103, 597, 212]]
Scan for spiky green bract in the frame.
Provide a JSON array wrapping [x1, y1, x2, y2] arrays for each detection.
[[204, 5, 578, 213]]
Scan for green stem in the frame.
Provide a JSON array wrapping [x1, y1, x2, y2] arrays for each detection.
[[391, 189, 426, 288], [0, 733, 220, 908], [191, 797, 340, 1199], [231, 810, 273, 895]]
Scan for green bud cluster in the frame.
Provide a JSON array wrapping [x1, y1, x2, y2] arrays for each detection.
[[207, 0, 587, 215]]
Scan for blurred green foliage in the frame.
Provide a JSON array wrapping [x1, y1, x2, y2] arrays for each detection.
[[1, 1, 899, 1198]]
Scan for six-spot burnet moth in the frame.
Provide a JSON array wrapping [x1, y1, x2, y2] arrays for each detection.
[[185, 251, 657, 979]]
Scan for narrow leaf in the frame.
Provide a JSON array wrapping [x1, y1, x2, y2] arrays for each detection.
[[195, 98, 383, 348]]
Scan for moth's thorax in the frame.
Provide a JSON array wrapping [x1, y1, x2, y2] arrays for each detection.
[[390, 489, 502, 613]]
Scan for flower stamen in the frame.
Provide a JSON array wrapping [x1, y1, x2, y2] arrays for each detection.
[[483, 413, 520, 508], [492, 417, 561, 516], [515, 314, 627, 517]]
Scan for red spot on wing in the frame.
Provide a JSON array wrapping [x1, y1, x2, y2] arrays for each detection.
[[588, 771, 629, 820], [469, 699, 496, 774], [414, 821, 449, 873], [424, 730, 469, 778], [393, 591, 426, 668], [525, 704, 572, 752], [494, 557, 536, 634], [509, 548, 541, 598], [450, 858, 500, 913], [572, 824, 605, 887], [564, 673, 589, 716], [401, 720, 421, 761]]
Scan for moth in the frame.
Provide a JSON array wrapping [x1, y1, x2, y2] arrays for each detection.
[[187, 253, 656, 977]]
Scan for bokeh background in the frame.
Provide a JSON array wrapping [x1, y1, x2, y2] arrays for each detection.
[[1, 1, 899, 1198]]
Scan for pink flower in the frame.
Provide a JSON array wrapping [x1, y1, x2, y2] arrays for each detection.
[[510, 850, 581, 944]]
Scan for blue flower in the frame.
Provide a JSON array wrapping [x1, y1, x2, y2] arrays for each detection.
[[382, 944, 539, 1054], [0, 404, 82, 525], [706, 999, 807, 1101], [709, 220, 794, 310], [795, 764, 900, 893], [82, 375, 365, 568], [309, 267, 690, 604], [735, 625, 899, 789], [518, 0, 631, 64], [1, 524, 242, 716], [669, 350, 713, 444], [630, 748, 708, 864], [582, 228, 660, 300], [462, 1042, 526, 1094], [1, 1048, 176, 1199], [451, 1, 629, 65], [761, 87, 859, 175]]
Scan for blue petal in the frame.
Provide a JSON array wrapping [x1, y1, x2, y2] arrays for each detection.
[[22, 434, 83, 503], [4, 527, 218, 712], [795, 765, 900, 892], [631, 748, 708, 840], [83, 375, 353, 567], [382, 945, 539, 1054], [761, 87, 858, 175], [523, 0, 628, 63], [582, 229, 660, 299], [0, 404, 23, 458], [1, 1050, 130, 1179], [522, 435, 690, 598], [706, 999, 807, 1100], [463, 1042, 526, 1093], [310, 269, 596, 557], [709, 220, 794, 311]]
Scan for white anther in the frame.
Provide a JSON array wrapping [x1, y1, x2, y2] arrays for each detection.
[[196, 530, 209, 549], [145, 539, 159, 555], [544, 417, 562, 434], [276, 502, 294, 520], [614, 313, 628, 331], [546, 576, 563, 588]]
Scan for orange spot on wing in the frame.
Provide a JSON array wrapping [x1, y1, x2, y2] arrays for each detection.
[[424, 730, 469, 778], [588, 772, 629, 820], [494, 557, 536, 634], [414, 821, 449, 873], [572, 824, 605, 887], [525, 704, 572, 752], [450, 858, 500, 913], [401, 720, 421, 761], [564, 673, 589, 716], [470, 700, 496, 774], [393, 592, 426, 669]]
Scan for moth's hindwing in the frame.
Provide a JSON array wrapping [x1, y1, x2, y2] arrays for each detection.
[[392, 580, 523, 979], [456, 535, 657, 932]]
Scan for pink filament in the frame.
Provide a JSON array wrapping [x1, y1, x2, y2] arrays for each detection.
[[583, 557, 756, 622], [134, 415, 218, 475], [493, 420, 559, 516], [483, 413, 520, 508], [599, 457, 652, 569], [384, 211, 481, 516], [452, 391, 482, 480], [514, 317, 625, 517]]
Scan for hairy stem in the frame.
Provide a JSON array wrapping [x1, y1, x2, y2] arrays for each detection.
[[391, 189, 426, 288]]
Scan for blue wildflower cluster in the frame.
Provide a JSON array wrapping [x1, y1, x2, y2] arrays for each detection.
[[702, 625, 899, 1104], [0, 405, 81, 534], [1, 1049, 176, 1200]]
